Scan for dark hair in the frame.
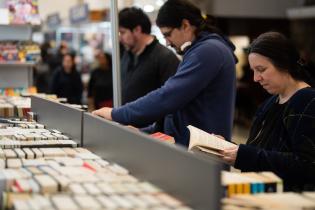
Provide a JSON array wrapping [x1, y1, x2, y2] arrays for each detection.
[[40, 42, 51, 63], [63, 52, 76, 61], [104, 52, 112, 68], [119, 7, 151, 34], [102, 52, 112, 70], [156, 0, 220, 36], [63, 52, 77, 72], [249, 31, 315, 87]]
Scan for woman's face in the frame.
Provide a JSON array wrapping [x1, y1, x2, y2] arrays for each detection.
[[63, 55, 74, 73], [98, 54, 108, 69], [249, 53, 291, 95]]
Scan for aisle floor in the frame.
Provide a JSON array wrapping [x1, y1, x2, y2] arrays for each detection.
[[232, 124, 250, 145]]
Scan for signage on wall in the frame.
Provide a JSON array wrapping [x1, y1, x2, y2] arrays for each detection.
[[69, 3, 89, 24], [46, 13, 61, 28]]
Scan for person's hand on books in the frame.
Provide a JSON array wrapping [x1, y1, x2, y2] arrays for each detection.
[[92, 107, 113, 120], [220, 145, 239, 166]]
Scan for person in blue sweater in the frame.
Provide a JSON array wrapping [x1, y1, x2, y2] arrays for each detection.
[[93, 0, 237, 147], [221, 32, 315, 191]]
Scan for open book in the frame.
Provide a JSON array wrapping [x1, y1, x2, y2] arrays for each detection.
[[188, 125, 236, 157]]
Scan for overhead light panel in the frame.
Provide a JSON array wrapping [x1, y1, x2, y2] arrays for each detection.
[[156, 0, 164, 7], [143, 4, 155, 13]]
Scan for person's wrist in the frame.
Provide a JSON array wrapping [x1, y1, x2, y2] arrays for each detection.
[[109, 108, 113, 120]]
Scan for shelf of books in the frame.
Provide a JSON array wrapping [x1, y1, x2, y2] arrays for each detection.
[[222, 171, 315, 210], [0, 62, 36, 67], [31, 96, 223, 209], [0, 96, 222, 209], [0, 0, 41, 90], [1, 96, 315, 210]]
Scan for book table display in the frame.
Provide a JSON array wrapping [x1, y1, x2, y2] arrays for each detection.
[[0, 96, 31, 118], [0, 96, 222, 210]]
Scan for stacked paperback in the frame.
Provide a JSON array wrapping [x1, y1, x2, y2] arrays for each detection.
[[0, 117, 193, 210], [0, 96, 31, 118], [222, 192, 315, 210], [222, 171, 283, 197]]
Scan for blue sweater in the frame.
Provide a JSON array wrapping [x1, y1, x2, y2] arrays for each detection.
[[112, 32, 236, 146]]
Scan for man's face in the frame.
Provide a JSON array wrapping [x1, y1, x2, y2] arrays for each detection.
[[160, 26, 184, 54], [119, 27, 137, 51]]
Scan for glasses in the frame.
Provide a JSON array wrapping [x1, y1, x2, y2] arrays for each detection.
[[162, 28, 175, 38]]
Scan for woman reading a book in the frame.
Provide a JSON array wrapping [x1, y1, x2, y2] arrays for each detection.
[[221, 32, 315, 191]]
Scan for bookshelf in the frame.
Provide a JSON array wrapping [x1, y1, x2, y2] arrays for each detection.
[[0, 25, 35, 88]]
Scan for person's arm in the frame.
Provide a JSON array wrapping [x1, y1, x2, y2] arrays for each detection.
[[140, 123, 157, 134], [110, 44, 224, 127]]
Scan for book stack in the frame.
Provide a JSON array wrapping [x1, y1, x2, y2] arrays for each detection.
[[150, 132, 175, 144], [0, 41, 40, 63], [0, 96, 31, 118], [64, 103, 88, 111], [0, 118, 77, 148], [0, 88, 38, 98], [222, 192, 315, 210], [1, 145, 193, 210], [222, 171, 283, 197], [0, 114, 193, 209]]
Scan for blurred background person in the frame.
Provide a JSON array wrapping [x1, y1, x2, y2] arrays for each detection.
[[34, 41, 53, 93], [49, 41, 70, 74], [88, 52, 113, 111], [118, 7, 179, 105], [51, 53, 83, 104]]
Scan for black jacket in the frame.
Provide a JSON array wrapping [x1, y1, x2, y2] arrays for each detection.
[[235, 87, 315, 191], [88, 68, 113, 108], [120, 38, 179, 104], [51, 67, 83, 104]]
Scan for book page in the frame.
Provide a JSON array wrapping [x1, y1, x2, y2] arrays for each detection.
[[188, 125, 235, 151], [196, 146, 224, 157]]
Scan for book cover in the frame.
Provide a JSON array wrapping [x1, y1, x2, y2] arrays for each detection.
[[150, 132, 175, 144], [6, 0, 40, 25]]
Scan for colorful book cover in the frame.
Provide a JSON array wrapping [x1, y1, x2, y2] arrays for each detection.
[[6, 0, 40, 25], [150, 132, 175, 144]]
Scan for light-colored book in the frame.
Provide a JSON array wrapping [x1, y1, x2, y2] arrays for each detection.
[[188, 125, 236, 156]]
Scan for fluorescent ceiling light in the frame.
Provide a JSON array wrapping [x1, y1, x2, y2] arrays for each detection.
[[143, 4, 154, 13], [156, 0, 164, 7]]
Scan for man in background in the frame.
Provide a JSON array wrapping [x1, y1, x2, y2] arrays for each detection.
[[119, 7, 179, 104]]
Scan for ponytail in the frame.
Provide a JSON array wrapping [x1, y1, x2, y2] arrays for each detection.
[[196, 14, 222, 37], [297, 59, 315, 87], [156, 0, 221, 36]]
